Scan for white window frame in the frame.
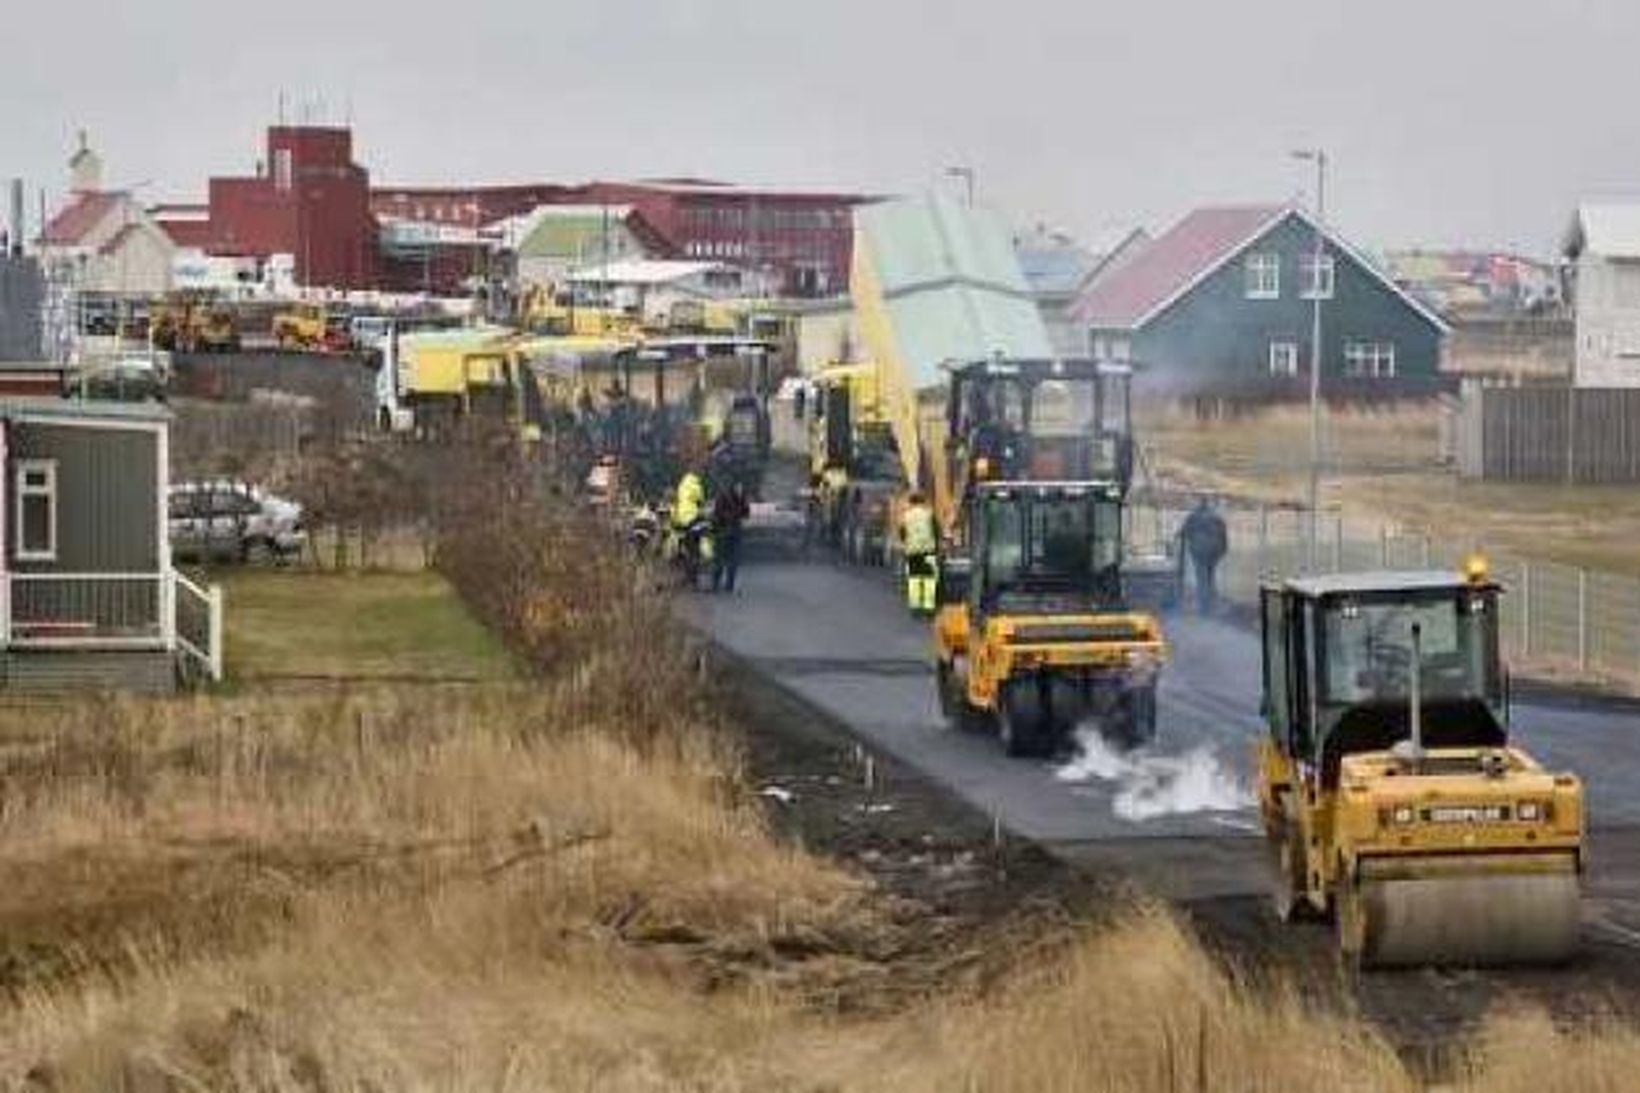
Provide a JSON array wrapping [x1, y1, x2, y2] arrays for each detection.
[[1299, 253, 1335, 300], [1344, 341, 1397, 379], [1269, 340, 1300, 377], [14, 459, 58, 562], [1246, 253, 1280, 299]]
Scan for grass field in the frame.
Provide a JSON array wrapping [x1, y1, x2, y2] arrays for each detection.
[[1142, 401, 1640, 575], [220, 568, 518, 682]]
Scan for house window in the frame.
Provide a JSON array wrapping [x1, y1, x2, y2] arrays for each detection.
[[1246, 253, 1280, 299], [14, 459, 57, 561], [1269, 340, 1300, 377], [1300, 254, 1335, 300], [273, 148, 293, 192], [1344, 341, 1396, 378]]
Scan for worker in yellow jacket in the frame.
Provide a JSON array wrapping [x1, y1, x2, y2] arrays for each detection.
[[899, 493, 939, 615], [673, 468, 705, 528]]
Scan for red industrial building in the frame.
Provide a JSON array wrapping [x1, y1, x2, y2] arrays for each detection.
[[373, 178, 866, 297], [161, 124, 867, 297], [156, 126, 376, 290]]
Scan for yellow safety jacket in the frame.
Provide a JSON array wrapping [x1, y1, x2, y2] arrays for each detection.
[[900, 503, 937, 556], [674, 472, 705, 526]]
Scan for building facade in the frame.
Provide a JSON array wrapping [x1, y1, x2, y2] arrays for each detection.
[[1072, 205, 1448, 401], [1563, 203, 1640, 388], [156, 126, 375, 290]]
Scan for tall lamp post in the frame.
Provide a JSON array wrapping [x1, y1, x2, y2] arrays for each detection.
[[1291, 148, 1327, 569], [944, 165, 975, 207]]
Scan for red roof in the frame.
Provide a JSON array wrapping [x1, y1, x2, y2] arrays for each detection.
[[1071, 205, 1283, 328], [157, 218, 215, 249], [40, 190, 126, 246]]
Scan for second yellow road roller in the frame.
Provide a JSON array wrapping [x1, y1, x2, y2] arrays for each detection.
[[1256, 561, 1584, 967]]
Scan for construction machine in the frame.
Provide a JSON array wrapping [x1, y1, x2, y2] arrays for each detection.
[[1257, 564, 1583, 967], [805, 361, 902, 563], [273, 303, 351, 353], [933, 357, 1166, 755], [151, 294, 241, 353]]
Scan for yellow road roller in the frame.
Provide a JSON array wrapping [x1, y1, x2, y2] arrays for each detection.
[[1256, 564, 1584, 967]]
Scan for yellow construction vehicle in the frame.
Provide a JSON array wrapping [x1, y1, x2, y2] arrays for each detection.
[[1257, 564, 1583, 967], [519, 282, 643, 339], [273, 303, 352, 352], [151, 294, 241, 353], [805, 361, 905, 563], [933, 357, 1166, 755]]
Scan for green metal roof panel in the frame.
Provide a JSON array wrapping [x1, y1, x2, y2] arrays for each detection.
[[854, 192, 1051, 389], [518, 215, 613, 259]]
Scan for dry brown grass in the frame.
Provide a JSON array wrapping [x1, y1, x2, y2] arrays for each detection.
[[1140, 399, 1640, 574]]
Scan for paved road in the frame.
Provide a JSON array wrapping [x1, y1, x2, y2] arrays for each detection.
[[687, 557, 1640, 900]]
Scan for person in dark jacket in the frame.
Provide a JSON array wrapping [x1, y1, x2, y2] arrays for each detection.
[[1179, 496, 1228, 615], [711, 481, 751, 593]]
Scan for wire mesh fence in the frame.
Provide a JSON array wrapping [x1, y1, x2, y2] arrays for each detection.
[[1131, 501, 1640, 691]]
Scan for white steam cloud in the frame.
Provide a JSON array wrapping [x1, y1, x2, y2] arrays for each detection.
[[1055, 727, 1253, 822]]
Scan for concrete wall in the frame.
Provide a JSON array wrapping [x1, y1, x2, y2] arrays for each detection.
[[1572, 254, 1640, 387], [0, 257, 42, 359]]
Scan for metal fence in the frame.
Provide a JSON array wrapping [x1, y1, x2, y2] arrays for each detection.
[[1134, 502, 1640, 690]]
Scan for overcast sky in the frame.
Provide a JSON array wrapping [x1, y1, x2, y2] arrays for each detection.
[[4, 0, 1637, 256]]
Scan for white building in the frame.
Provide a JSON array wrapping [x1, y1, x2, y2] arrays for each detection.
[[37, 135, 174, 297], [1563, 202, 1640, 387], [564, 258, 753, 326]]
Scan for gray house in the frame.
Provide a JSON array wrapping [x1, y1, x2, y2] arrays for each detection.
[[1071, 205, 1449, 401], [0, 399, 220, 690]]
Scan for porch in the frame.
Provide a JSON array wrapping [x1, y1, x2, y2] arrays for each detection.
[[0, 569, 222, 689]]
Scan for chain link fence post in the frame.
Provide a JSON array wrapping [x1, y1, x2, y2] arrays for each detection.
[[1257, 502, 1268, 582], [1521, 561, 1532, 658], [1577, 568, 1589, 672], [1333, 513, 1344, 573]]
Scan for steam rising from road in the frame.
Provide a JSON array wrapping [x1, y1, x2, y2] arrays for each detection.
[[1055, 728, 1253, 822]]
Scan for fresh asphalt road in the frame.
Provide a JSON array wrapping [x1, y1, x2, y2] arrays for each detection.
[[686, 556, 1640, 900]]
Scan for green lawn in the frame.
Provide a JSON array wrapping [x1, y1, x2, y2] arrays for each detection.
[[219, 569, 517, 682]]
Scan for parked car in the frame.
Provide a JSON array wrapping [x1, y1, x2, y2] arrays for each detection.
[[168, 481, 307, 564]]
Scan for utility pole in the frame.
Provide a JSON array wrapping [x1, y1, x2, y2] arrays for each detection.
[[1292, 148, 1327, 569]]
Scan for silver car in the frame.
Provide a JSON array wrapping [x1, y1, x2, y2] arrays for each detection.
[[169, 481, 307, 563]]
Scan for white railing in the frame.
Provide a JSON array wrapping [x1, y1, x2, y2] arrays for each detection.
[[173, 570, 224, 682], [3, 573, 165, 647], [1, 570, 223, 683]]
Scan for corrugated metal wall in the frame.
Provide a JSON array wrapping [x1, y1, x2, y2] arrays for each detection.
[[0, 256, 42, 360], [7, 421, 159, 572]]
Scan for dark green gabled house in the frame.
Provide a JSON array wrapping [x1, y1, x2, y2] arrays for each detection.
[[1071, 205, 1448, 401]]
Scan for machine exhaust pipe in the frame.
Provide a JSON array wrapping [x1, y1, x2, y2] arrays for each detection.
[[1393, 621, 1425, 771]]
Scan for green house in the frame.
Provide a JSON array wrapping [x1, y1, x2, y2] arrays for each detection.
[[1071, 205, 1448, 401]]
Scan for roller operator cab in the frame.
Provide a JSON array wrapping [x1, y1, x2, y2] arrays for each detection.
[[1257, 568, 1584, 968], [935, 480, 1166, 757]]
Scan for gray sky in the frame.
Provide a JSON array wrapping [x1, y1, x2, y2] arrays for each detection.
[[5, 0, 1637, 256]]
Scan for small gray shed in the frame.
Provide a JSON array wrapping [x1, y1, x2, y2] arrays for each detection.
[[0, 398, 220, 690]]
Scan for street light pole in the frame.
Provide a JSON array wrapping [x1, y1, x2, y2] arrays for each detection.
[[1292, 148, 1327, 569]]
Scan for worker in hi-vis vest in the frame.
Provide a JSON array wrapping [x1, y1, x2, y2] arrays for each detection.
[[898, 493, 939, 615]]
